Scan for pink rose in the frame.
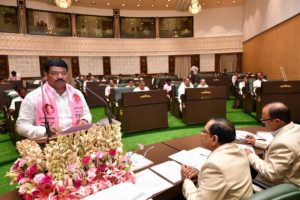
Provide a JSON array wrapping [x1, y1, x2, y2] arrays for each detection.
[[33, 173, 52, 186], [96, 151, 104, 159], [26, 165, 39, 179], [31, 187, 41, 198], [109, 149, 116, 156], [82, 156, 91, 164]]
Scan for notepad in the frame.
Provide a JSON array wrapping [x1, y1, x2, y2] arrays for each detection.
[[130, 153, 154, 171], [135, 169, 173, 195], [83, 182, 152, 200], [150, 161, 182, 183]]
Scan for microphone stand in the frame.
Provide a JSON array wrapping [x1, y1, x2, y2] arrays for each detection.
[[75, 79, 112, 124], [40, 82, 51, 140]]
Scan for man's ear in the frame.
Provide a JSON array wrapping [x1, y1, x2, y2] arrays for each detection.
[[212, 135, 218, 145]]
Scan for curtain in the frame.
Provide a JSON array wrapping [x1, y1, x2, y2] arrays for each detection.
[[220, 54, 237, 72], [175, 56, 191, 78]]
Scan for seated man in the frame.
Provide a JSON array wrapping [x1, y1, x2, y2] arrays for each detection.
[[105, 79, 118, 98], [83, 74, 93, 94], [16, 58, 92, 139], [197, 79, 209, 88], [9, 86, 28, 115], [253, 72, 267, 93], [8, 71, 21, 81], [125, 79, 134, 88], [245, 102, 300, 187], [163, 79, 173, 98], [182, 118, 253, 200], [178, 77, 193, 111], [133, 80, 150, 92]]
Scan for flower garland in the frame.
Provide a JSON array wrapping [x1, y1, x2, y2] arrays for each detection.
[[6, 124, 135, 200]]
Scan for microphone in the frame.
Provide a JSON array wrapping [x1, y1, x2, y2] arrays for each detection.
[[74, 79, 112, 124], [40, 82, 51, 138]]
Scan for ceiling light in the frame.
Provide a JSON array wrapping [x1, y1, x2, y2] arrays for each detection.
[[232, 0, 236, 4], [137, 4, 140, 7], [106, 2, 110, 6], [151, 4, 155, 7], [90, 1, 96, 4], [202, 2, 206, 6], [55, 0, 72, 8], [167, 0, 171, 2], [122, 3, 125, 6], [165, 4, 169, 7], [189, 0, 201, 14], [217, 1, 221, 5]]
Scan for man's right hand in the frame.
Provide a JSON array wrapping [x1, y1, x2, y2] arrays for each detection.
[[49, 126, 61, 136], [181, 165, 199, 180]]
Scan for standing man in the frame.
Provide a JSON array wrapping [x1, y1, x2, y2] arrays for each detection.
[[17, 58, 91, 139], [245, 102, 300, 187], [182, 118, 253, 200], [178, 77, 193, 111]]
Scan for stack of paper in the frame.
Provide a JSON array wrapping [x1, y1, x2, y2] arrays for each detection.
[[256, 131, 273, 143], [236, 130, 256, 142], [83, 182, 152, 200], [135, 169, 173, 195], [150, 161, 182, 183], [130, 153, 154, 171], [169, 147, 210, 169]]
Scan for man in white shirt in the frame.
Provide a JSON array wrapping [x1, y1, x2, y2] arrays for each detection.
[[16, 58, 91, 139], [83, 74, 93, 94], [163, 79, 173, 98], [197, 79, 209, 88], [238, 76, 247, 95], [231, 71, 238, 86], [178, 77, 193, 111], [9, 86, 27, 115], [253, 72, 267, 93], [133, 81, 150, 92], [105, 79, 118, 97], [125, 79, 134, 88]]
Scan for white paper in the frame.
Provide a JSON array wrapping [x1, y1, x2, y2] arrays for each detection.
[[83, 182, 152, 200], [256, 131, 274, 143], [135, 169, 173, 196], [150, 161, 182, 183], [129, 153, 154, 171], [236, 130, 256, 142], [169, 147, 210, 169]]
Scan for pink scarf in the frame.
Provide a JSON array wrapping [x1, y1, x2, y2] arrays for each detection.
[[36, 83, 84, 129]]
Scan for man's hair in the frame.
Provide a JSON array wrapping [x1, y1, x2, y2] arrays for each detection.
[[11, 71, 16, 76], [268, 103, 291, 124], [208, 118, 236, 144], [44, 58, 68, 73], [17, 86, 27, 92], [127, 79, 133, 83]]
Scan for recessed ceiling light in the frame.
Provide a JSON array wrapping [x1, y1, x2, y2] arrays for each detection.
[[106, 2, 110, 6], [138, 0, 142, 2], [137, 4, 140, 7], [217, 1, 221, 5], [151, 4, 155, 7], [165, 4, 169, 7], [167, 0, 171, 2], [74, 0, 79, 2], [90, 1, 96, 4], [122, 3, 125, 6], [232, 0, 236, 4], [202, 2, 206, 6]]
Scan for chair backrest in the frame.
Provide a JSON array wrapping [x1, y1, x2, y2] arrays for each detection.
[[248, 183, 300, 200], [112, 87, 135, 102]]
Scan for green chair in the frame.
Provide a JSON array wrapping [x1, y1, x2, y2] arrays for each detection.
[[248, 183, 300, 200]]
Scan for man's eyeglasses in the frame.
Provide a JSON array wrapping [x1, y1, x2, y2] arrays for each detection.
[[260, 118, 273, 122], [201, 129, 210, 134]]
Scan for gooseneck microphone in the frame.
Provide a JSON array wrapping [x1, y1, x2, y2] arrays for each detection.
[[40, 82, 51, 138], [74, 79, 112, 124]]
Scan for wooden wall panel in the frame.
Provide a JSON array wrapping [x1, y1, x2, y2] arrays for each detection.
[[243, 15, 300, 80], [103, 56, 111, 75], [0, 55, 9, 79], [169, 56, 175, 75], [140, 56, 147, 74]]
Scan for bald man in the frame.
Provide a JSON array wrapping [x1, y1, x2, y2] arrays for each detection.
[[245, 102, 300, 187]]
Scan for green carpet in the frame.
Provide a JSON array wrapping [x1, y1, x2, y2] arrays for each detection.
[[0, 98, 261, 194]]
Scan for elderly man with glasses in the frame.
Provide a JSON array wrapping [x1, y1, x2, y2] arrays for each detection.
[[244, 102, 300, 187], [181, 118, 253, 200]]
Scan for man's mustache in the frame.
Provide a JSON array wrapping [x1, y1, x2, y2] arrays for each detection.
[[55, 79, 65, 83]]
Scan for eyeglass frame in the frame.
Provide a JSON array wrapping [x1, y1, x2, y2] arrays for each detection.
[[260, 118, 273, 122]]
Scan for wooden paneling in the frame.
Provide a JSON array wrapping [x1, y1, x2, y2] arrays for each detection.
[[71, 57, 80, 78], [39, 56, 48, 76], [140, 56, 147, 74], [168, 56, 175, 74], [191, 54, 200, 70], [0, 55, 9, 79], [243, 15, 300, 80], [103, 56, 111, 75]]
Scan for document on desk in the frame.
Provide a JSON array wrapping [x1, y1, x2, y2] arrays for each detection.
[[236, 130, 256, 142], [130, 153, 154, 171], [150, 161, 182, 183], [169, 147, 210, 169], [83, 182, 151, 200], [135, 169, 173, 195], [256, 131, 273, 143]]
